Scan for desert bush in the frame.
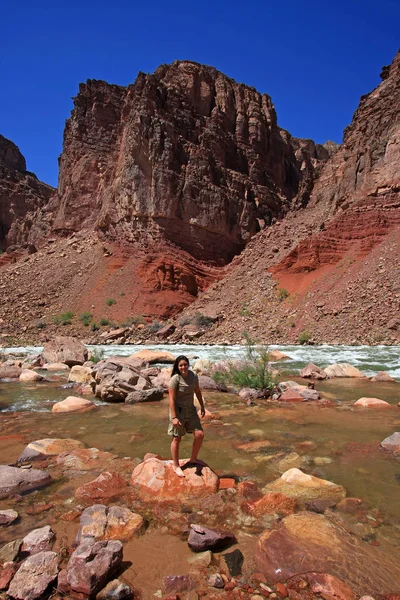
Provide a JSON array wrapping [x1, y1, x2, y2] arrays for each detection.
[[212, 333, 276, 391], [298, 330, 311, 345], [239, 306, 251, 317], [106, 298, 116, 306], [53, 312, 74, 326], [99, 317, 110, 326], [278, 288, 289, 301], [79, 312, 93, 326]]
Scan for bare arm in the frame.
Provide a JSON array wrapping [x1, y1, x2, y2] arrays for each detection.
[[168, 387, 182, 425], [195, 381, 206, 418]]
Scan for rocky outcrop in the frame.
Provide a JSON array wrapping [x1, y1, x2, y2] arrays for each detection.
[[0, 134, 54, 251], [51, 61, 329, 263]]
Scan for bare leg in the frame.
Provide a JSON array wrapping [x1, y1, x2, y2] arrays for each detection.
[[171, 436, 185, 477], [190, 430, 204, 463]]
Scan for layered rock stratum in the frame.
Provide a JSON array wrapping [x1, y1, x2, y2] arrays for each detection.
[[0, 53, 398, 344]]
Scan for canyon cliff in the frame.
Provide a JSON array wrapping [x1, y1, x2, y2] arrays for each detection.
[[0, 53, 398, 344]]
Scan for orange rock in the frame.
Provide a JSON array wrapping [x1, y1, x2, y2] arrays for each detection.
[[280, 390, 304, 402], [130, 457, 218, 502], [75, 471, 127, 501], [251, 492, 297, 516], [276, 582, 288, 597], [354, 397, 390, 408], [52, 396, 96, 413], [219, 478, 237, 490]]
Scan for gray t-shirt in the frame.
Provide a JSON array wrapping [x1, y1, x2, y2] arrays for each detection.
[[168, 371, 198, 409]]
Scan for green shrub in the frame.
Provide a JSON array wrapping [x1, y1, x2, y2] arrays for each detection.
[[119, 314, 146, 327], [53, 312, 74, 326], [91, 322, 100, 331], [79, 312, 93, 326], [239, 306, 251, 317], [278, 288, 289, 301], [298, 330, 311, 345], [99, 317, 110, 327], [106, 298, 116, 306], [35, 320, 46, 329], [89, 348, 104, 363], [213, 333, 276, 391]]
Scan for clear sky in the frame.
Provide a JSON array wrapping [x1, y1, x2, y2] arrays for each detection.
[[1, 0, 399, 187]]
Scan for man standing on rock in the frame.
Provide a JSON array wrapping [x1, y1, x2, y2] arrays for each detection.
[[168, 355, 206, 477]]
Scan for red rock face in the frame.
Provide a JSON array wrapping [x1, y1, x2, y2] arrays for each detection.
[[273, 51, 400, 275], [0, 134, 54, 251], [52, 61, 330, 263]]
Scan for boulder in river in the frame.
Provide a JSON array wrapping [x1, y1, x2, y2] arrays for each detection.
[[131, 457, 218, 502], [354, 397, 390, 408], [263, 468, 346, 505], [0, 509, 19, 525], [41, 336, 88, 367], [52, 396, 96, 413], [75, 471, 127, 502], [0, 466, 51, 499], [300, 363, 328, 379], [21, 525, 55, 555], [19, 370, 43, 383], [324, 363, 366, 378], [59, 537, 123, 597], [381, 432, 400, 454], [129, 349, 176, 364], [7, 551, 59, 600], [76, 504, 145, 544], [125, 388, 164, 403], [371, 371, 395, 382], [68, 365, 92, 384], [0, 365, 22, 379]]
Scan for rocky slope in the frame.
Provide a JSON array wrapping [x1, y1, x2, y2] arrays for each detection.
[[0, 53, 398, 345]]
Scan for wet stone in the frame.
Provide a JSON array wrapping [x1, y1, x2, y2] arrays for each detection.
[[188, 524, 237, 552], [164, 575, 196, 594], [208, 573, 225, 588], [0, 465, 51, 499], [0, 539, 22, 563], [305, 499, 337, 513], [223, 549, 244, 576], [96, 578, 134, 600], [21, 525, 55, 555], [0, 509, 19, 525]]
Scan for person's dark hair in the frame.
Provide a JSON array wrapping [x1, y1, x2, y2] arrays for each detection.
[[171, 355, 190, 377]]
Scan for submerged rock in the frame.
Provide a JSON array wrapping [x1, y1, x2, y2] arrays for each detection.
[[300, 363, 328, 379], [18, 438, 85, 462], [371, 371, 395, 382], [263, 468, 346, 505], [76, 504, 144, 543], [256, 512, 400, 595], [0, 509, 19, 525], [188, 523, 236, 552], [56, 447, 116, 472], [75, 471, 128, 502]]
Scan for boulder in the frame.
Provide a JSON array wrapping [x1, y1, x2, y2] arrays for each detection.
[[255, 512, 400, 595], [0, 365, 22, 379], [44, 362, 70, 371], [263, 468, 346, 505], [324, 363, 366, 378], [76, 505, 145, 544], [75, 471, 127, 501], [130, 457, 218, 501], [0, 509, 19, 525], [99, 328, 128, 342], [18, 438, 85, 462], [125, 388, 164, 403], [300, 363, 328, 379], [354, 397, 390, 408], [52, 396, 96, 413], [19, 370, 43, 383], [96, 579, 134, 600], [0, 466, 51, 499], [41, 336, 88, 366], [129, 349, 176, 364], [7, 551, 59, 600], [164, 575, 196, 594], [371, 371, 395, 382], [0, 540, 22, 563], [21, 525, 55, 555], [381, 432, 400, 454], [56, 448, 116, 472], [0, 562, 18, 590], [61, 538, 123, 597], [188, 523, 236, 552], [269, 350, 289, 361], [249, 492, 297, 516], [278, 381, 320, 400], [198, 375, 225, 391], [150, 367, 172, 389], [156, 324, 176, 339], [192, 358, 212, 375], [279, 389, 303, 402], [68, 365, 92, 384]]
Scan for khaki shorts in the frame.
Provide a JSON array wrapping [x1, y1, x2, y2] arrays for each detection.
[[168, 406, 203, 437]]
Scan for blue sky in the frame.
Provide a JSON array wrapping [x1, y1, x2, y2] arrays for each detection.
[[1, 0, 399, 187]]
